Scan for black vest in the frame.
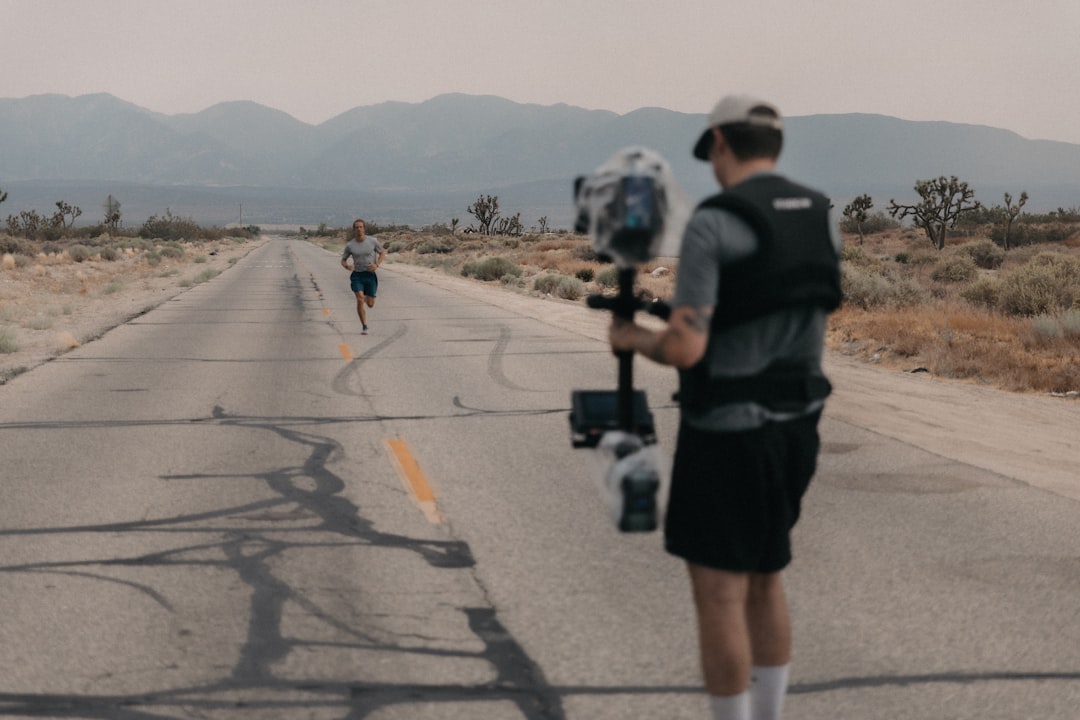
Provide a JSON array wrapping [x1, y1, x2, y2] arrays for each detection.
[[699, 174, 840, 329], [679, 175, 841, 411]]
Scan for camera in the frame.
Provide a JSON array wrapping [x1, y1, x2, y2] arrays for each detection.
[[573, 146, 680, 268], [574, 173, 663, 267], [569, 147, 688, 533]]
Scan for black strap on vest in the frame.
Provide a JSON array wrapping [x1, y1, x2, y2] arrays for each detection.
[[678, 361, 832, 412]]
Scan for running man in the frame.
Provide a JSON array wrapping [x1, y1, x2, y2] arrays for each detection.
[[340, 218, 387, 335]]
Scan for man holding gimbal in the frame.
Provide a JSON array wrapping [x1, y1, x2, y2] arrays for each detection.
[[609, 95, 841, 720]]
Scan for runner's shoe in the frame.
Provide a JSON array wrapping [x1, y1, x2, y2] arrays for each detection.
[[362, 325, 369, 335]]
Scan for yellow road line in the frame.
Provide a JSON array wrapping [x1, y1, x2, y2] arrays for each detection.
[[339, 343, 353, 360], [384, 437, 444, 524]]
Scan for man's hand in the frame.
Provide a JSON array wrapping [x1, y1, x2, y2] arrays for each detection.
[[608, 305, 712, 369], [608, 317, 640, 354]]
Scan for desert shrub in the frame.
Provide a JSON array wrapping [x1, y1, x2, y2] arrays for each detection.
[[194, 255, 208, 263], [960, 277, 1001, 309], [532, 274, 562, 295], [906, 248, 940, 267], [840, 244, 878, 267], [386, 240, 408, 253], [462, 256, 521, 281], [1031, 314, 1063, 340], [840, 265, 925, 309], [596, 265, 620, 288], [0, 236, 34, 255], [114, 237, 153, 252], [957, 239, 1005, 269], [67, 244, 93, 263], [193, 269, 220, 284], [574, 244, 599, 262], [158, 243, 184, 259], [558, 277, 586, 300], [0, 328, 19, 353], [140, 210, 199, 241], [575, 267, 595, 282], [416, 238, 455, 254], [1062, 309, 1080, 337], [24, 314, 54, 330], [841, 245, 890, 278], [840, 211, 900, 235], [888, 277, 928, 307], [840, 265, 884, 308], [992, 222, 1074, 247], [193, 226, 224, 241], [99, 246, 119, 261], [997, 253, 1080, 316], [144, 252, 162, 267], [533, 274, 585, 300], [930, 254, 977, 283]]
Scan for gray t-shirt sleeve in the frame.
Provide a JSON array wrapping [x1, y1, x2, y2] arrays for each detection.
[[672, 208, 758, 309]]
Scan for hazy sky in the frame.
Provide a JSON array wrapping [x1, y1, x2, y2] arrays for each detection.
[[4, 0, 1080, 144]]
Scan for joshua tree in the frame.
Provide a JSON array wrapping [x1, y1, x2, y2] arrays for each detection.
[[103, 194, 122, 233], [467, 194, 500, 235], [842, 194, 873, 244], [1001, 191, 1028, 251], [52, 200, 82, 229], [888, 176, 980, 250]]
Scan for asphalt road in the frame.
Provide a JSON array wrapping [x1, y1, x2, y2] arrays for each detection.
[[1, 237, 1077, 719]]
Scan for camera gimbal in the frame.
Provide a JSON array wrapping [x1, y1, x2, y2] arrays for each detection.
[[568, 148, 688, 532]]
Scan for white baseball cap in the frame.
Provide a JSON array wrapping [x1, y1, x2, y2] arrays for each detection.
[[693, 94, 783, 160]]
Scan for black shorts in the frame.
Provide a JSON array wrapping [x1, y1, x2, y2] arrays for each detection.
[[664, 411, 822, 573]]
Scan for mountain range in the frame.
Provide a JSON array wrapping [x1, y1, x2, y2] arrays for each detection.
[[3, 92, 1080, 228]]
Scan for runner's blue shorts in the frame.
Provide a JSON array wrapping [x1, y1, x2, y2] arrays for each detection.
[[350, 270, 378, 297]]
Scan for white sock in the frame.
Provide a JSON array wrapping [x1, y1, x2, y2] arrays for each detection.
[[709, 690, 750, 720], [750, 664, 790, 720]]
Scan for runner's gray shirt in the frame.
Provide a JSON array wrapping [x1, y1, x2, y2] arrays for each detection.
[[342, 236, 385, 269]]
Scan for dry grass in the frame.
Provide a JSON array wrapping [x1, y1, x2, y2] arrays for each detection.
[[365, 225, 1080, 396], [0, 233, 260, 381], [828, 228, 1080, 393], [828, 304, 1080, 393]]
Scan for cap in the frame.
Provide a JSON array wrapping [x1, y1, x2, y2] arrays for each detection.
[[692, 94, 783, 160]]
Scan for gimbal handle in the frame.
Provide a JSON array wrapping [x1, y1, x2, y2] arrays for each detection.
[[585, 268, 669, 431]]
